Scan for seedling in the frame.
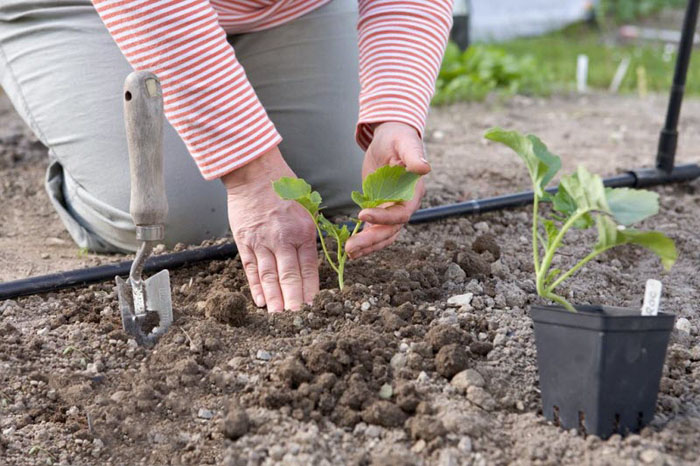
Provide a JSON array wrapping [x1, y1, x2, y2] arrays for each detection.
[[273, 165, 421, 289], [485, 128, 677, 311]]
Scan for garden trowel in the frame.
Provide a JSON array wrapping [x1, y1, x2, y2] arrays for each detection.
[[115, 71, 173, 347]]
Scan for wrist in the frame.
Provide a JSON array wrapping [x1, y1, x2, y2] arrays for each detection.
[[222, 145, 286, 193], [372, 121, 420, 139]]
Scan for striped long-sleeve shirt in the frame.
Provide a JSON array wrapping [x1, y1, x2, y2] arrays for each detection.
[[92, 0, 453, 180]]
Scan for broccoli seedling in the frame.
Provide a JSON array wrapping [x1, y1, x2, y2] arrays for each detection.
[[485, 128, 677, 311], [273, 165, 421, 290]]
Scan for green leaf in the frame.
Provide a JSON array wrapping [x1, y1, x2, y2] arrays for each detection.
[[273, 177, 322, 216], [318, 215, 351, 248], [352, 165, 421, 209], [484, 128, 561, 197], [605, 187, 659, 226], [595, 216, 677, 270], [552, 166, 609, 228]]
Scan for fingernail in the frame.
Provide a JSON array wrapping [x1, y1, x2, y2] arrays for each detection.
[[254, 294, 264, 307], [420, 157, 430, 165], [363, 215, 374, 223]]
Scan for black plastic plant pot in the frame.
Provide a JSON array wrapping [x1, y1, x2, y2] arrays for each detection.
[[530, 304, 675, 439]]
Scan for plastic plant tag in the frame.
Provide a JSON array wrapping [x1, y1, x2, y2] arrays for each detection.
[[641, 279, 662, 316]]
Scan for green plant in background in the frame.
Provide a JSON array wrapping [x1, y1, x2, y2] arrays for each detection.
[[485, 128, 677, 311], [433, 42, 550, 104], [598, 0, 686, 22], [273, 166, 420, 290]]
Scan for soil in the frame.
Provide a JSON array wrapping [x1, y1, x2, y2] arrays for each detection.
[[1, 89, 700, 465]]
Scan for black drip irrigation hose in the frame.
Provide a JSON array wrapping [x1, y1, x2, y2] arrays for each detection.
[[1, 163, 698, 301]]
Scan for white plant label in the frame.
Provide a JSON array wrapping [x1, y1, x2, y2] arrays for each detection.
[[641, 279, 662, 316]]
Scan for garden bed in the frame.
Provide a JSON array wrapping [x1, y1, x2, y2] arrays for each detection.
[[1, 92, 699, 465]]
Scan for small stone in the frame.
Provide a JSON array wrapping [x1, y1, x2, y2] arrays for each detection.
[[379, 384, 393, 400], [493, 334, 506, 346], [256, 350, 272, 361], [417, 371, 430, 383], [399, 342, 409, 353], [36, 327, 49, 336], [446, 293, 473, 309], [458, 437, 473, 452], [85, 363, 100, 375], [438, 448, 460, 466], [391, 353, 407, 371], [293, 316, 304, 328], [676, 318, 692, 335], [362, 401, 407, 428], [361, 301, 371, 311], [409, 415, 446, 441], [411, 439, 427, 453], [690, 346, 700, 361], [474, 221, 489, 232], [269, 445, 285, 461], [467, 386, 496, 411], [41, 253, 50, 260], [444, 263, 467, 283], [365, 425, 382, 438], [639, 449, 663, 465], [198, 408, 214, 420], [450, 369, 485, 393]]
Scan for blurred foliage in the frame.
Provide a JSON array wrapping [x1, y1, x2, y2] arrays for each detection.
[[432, 42, 550, 104], [499, 22, 700, 95], [598, 0, 687, 22]]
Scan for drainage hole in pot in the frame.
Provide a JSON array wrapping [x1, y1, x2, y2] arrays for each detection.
[[552, 405, 561, 427], [613, 413, 621, 433], [578, 411, 588, 436]]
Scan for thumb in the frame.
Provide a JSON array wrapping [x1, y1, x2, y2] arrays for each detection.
[[396, 131, 431, 175]]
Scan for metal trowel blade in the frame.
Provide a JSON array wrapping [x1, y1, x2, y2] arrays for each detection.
[[115, 270, 173, 347]]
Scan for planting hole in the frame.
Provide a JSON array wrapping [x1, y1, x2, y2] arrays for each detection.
[[614, 413, 621, 433], [125, 91, 132, 101], [578, 411, 587, 436], [552, 405, 561, 427]]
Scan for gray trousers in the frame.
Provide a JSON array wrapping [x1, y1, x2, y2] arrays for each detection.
[[0, 0, 363, 253]]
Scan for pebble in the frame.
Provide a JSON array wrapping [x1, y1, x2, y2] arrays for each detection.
[[379, 384, 393, 400], [639, 449, 663, 465], [416, 371, 430, 384], [411, 439, 427, 453], [458, 436, 473, 452], [361, 301, 371, 311], [451, 369, 486, 393], [390, 353, 407, 371], [438, 448, 460, 466], [36, 327, 49, 336], [365, 425, 382, 438], [690, 346, 700, 361], [675, 318, 692, 335], [447, 293, 473, 309], [256, 350, 272, 361], [198, 408, 214, 420], [269, 445, 285, 461], [467, 386, 496, 411], [444, 263, 466, 283], [474, 221, 489, 232], [399, 342, 409, 353], [493, 334, 506, 346], [293, 317, 304, 328]]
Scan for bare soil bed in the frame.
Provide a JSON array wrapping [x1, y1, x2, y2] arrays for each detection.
[[1, 92, 699, 465]]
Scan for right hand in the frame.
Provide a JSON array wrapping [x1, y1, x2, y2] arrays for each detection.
[[222, 147, 319, 312]]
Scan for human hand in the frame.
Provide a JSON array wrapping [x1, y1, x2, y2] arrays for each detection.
[[223, 147, 319, 312], [345, 122, 430, 259]]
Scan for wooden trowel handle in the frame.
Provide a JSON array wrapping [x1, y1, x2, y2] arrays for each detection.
[[123, 71, 168, 238]]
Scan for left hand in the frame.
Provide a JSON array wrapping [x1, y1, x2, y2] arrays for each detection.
[[345, 121, 430, 259]]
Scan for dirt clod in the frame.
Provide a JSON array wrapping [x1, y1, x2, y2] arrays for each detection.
[[362, 400, 407, 428], [426, 324, 471, 352], [472, 234, 501, 261], [453, 250, 491, 278], [470, 341, 494, 357], [203, 290, 248, 326], [409, 415, 447, 441], [221, 402, 249, 440], [435, 344, 469, 379]]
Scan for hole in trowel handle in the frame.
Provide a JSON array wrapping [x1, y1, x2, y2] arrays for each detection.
[[125, 91, 132, 101]]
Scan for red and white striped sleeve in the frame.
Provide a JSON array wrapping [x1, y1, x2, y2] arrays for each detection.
[[91, 0, 282, 180], [356, 0, 453, 150]]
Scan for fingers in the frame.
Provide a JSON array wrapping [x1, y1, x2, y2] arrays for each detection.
[[346, 223, 402, 259], [275, 244, 305, 311], [297, 241, 320, 305], [239, 244, 265, 307], [255, 246, 284, 313], [349, 229, 402, 259], [396, 133, 431, 175], [358, 180, 424, 226]]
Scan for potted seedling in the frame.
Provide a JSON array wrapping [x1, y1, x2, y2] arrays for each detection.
[[485, 128, 677, 438], [273, 165, 420, 290]]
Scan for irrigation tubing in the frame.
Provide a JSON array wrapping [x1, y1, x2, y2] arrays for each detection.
[[2, 163, 698, 301]]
